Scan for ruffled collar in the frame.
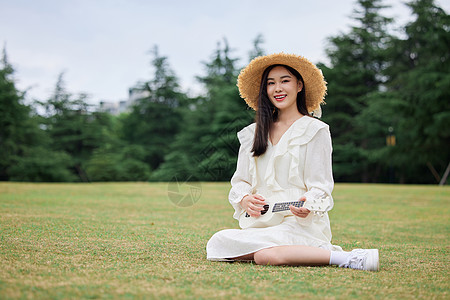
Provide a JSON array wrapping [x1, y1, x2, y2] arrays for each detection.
[[264, 117, 320, 191], [237, 116, 328, 192], [268, 116, 308, 147]]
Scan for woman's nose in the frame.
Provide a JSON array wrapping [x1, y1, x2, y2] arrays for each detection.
[[275, 83, 282, 92]]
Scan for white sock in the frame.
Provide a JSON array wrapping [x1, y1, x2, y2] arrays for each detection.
[[329, 250, 351, 266]]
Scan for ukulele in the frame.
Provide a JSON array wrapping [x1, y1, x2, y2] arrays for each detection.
[[238, 199, 306, 229]]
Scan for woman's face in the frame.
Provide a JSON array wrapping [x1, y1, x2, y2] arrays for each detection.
[[266, 66, 303, 113]]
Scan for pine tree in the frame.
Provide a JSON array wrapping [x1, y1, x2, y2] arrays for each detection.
[[0, 47, 31, 180], [121, 46, 187, 172], [153, 39, 254, 181], [196, 39, 254, 181], [0, 49, 76, 181], [248, 34, 265, 61], [318, 0, 393, 182], [42, 73, 117, 181], [385, 0, 450, 183]]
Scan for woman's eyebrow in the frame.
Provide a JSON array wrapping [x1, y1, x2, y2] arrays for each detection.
[[267, 75, 292, 81]]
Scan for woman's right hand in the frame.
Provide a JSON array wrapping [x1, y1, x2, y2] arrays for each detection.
[[240, 194, 266, 217]]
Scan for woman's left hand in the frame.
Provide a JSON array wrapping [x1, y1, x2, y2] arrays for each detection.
[[289, 196, 310, 218]]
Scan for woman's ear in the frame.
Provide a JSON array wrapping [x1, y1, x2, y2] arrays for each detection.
[[297, 80, 303, 92]]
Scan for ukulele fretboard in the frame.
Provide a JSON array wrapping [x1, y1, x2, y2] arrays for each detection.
[[272, 201, 305, 212]]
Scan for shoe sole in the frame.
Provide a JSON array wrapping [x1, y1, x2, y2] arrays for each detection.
[[366, 249, 379, 271]]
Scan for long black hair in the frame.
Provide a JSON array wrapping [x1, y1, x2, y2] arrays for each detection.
[[251, 64, 308, 157]]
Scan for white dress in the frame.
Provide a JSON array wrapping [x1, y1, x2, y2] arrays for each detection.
[[206, 116, 342, 261]]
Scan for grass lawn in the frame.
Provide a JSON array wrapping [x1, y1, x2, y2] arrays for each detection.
[[0, 182, 449, 299]]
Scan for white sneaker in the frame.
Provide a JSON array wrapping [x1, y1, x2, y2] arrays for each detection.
[[339, 249, 379, 271]]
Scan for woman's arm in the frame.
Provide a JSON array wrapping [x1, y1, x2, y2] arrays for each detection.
[[228, 143, 254, 220], [301, 126, 334, 215]]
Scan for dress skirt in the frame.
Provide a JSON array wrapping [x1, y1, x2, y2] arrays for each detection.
[[206, 216, 342, 261]]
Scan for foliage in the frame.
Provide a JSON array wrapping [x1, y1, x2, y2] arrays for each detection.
[[385, 0, 450, 183], [42, 74, 119, 181], [121, 46, 188, 172], [195, 39, 254, 181], [154, 39, 254, 182], [0, 48, 30, 180], [248, 34, 265, 61], [0, 49, 77, 181], [8, 146, 76, 182], [0, 1, 448, 184], [318, 0, 394, 182], [85, 144, 151, 181]]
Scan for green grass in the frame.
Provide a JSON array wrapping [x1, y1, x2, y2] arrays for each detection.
[[0, 182, 449, 299]]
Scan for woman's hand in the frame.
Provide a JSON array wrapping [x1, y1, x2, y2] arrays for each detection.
[[289, 196, 310, 218], [240, 194, 266, 217]]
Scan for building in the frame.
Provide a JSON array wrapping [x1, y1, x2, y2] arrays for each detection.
[[98, 88, 150, 115]]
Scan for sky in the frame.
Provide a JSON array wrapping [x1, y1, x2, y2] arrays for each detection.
[[1, 0, 449, 105]]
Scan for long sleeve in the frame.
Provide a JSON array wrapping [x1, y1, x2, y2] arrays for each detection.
[[228, 145, 253, 220], [228, 124, 256, 220], [302, 126, 334, 214]]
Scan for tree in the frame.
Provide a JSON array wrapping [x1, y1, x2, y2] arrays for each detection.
[[385, 0, 450, 183], [0, 49, 76, 181], [248, 34, 265, 61], [153, 39, 254, 181], [85, 143, 151, 181], [0, 47, 29, 180], [318, 0, 393, 182], [195, 39, 254, 181], [42, 73, 117, 181], [121, 46, 188, 172]]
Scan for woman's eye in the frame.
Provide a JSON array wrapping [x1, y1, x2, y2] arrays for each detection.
[[282, 80, 290, 83], [267, 82, 274, 85]]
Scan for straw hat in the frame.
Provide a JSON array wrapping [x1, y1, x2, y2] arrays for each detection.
[[237, 53, 327, 115]]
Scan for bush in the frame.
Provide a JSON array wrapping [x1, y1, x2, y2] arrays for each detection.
[[8, 147, 76, 182]]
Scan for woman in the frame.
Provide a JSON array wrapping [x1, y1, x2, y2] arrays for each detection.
[[206, 53, 379, 271]]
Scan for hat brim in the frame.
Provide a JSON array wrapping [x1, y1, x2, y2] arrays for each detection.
[[237, 53, 327, 112]]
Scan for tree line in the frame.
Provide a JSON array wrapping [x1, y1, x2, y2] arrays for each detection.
[[1, 0, 448, 184]]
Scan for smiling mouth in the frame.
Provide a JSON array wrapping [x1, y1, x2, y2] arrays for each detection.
[[274, 95, 287, 101]]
